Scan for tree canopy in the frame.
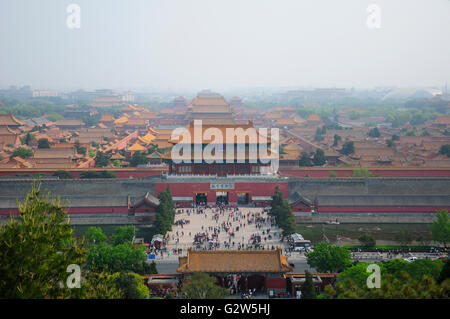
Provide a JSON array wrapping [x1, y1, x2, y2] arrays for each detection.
[[180, 273, 228, 299], [306, 242, 352, 273], [429, 209, 450, 247]]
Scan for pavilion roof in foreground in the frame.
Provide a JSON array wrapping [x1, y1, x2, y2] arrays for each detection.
[[177, 248, 293, 274]]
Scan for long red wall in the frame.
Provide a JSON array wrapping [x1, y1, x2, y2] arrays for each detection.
[[280, 168, 450, 178], [1, 167, 449, 179]]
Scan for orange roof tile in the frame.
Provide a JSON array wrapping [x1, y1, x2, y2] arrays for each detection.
[[177, 248, 293, 273]]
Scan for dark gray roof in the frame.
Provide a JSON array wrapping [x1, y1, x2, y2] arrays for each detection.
[[317, 195, 450, 207], [288, 191, 313, 205], [131, 192, 160, 206], [0, 195, 128, 209]]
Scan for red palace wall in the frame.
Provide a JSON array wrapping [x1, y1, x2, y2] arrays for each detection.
[[318, 206, 450, 213], [155, 181, 289, 203], [280, 169, 450, 178]]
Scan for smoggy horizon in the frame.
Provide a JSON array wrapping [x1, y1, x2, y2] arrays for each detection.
[[1, 0, 449, 91]]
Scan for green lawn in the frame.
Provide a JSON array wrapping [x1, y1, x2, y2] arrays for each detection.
[[296, 223, 433, 245]]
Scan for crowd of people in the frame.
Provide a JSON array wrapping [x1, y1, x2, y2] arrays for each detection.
[[163, 203, 287, 254]]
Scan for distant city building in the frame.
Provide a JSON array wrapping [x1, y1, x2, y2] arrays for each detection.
[[122, 91, 135, 103], [32, 90, 58, 98], [0, 86, 33, 100]]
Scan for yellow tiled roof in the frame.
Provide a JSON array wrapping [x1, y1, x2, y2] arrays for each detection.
[[177, 248, 293, 273]]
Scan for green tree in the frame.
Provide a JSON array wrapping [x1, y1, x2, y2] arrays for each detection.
[[112, 272, 149, 299], [328, 171, 337, 178], [437, 259, 450, 284], [333, 134, 341, 147], [20, 132, 34, 145], [130, 151, 149, 167], [154, 188, 175, 235], [10, 147, 33, 159], [395, 231, 413, 247], [368, 127, 380, 138], [439, 145, 450, 158], [358, 233, 376, 247], [299, 153, 312, 167], [180, 273, 229, 299], [94, 151, 109, 167], [270, 186, 297, 236], [0, 183, 86, 298], [109, 225, 135, 246], [336, 262, 376, 290], [300, 270, 317, 299], [306, 242, 352, 273], [37, 138, 50, 149], [341, 141, 354, 155], [429, 210, 450, 247], [85, 226, 107, 245], [352, 168, 375, 178], [86, 242, 148, 274], [312, 149, 326, 166], [330, 272, 450, 299]]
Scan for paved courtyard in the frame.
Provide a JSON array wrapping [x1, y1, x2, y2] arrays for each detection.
[[152, 206, 298, 262]]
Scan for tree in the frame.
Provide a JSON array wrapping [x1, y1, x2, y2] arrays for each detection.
[[180, 273, 228, 299], [306, 242, 352, 273], [333, 134, 341, 147], [85, 226, 107, 245], [437, 259, 450, 284], [299, 153, 312, 167], [386, 139, 394, 148], [328, 171, 337, 178], [154, 188, 175, 235], [0, 183, 87, 298], [368, 127, 380, 138], [439, 145, 450, 158], [395, 231, 413, 247], [86, 242, 148, 274], [20, 132, 34, 145], [300, 270, 317, 299], [130, 151, 148, 167], [352, 168, 375, 178], [94, 151, 110, 167], [10, 147, 33, 159], [358, 233, 376, 247], [112, 272, 149, 299], [270, 187, 296, 236], [330, 272, 450, 299], [312, 149, 326, 166], [341, 141, 354, 155], [37, 138, 50, 149], [314, 128, 324, 142], [429, 210, 450, 247], [109, 225, 135, 246], [80, 170, 116, 179]]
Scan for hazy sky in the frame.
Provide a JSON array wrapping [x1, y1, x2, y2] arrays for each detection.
[[0, 0, 449, 91]]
